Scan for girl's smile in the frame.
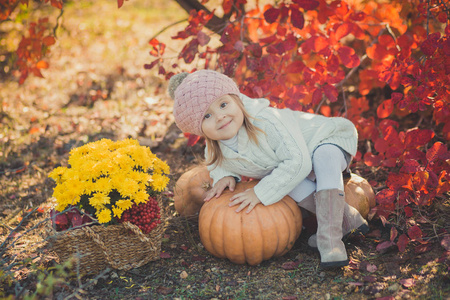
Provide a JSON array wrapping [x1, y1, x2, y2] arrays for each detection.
[[201, 95, 244, 141]]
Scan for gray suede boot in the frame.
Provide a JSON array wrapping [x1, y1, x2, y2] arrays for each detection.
[[308, 202, 369, 248], [315, 189, 348, 268]]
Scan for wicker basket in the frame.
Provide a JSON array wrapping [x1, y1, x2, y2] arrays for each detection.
[[49, 213, 165, 276]]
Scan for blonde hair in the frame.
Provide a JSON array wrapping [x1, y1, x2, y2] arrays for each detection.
[[205, 95, 264, 166]]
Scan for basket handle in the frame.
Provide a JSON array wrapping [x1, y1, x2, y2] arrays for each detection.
[[83, 222, 150, 269]]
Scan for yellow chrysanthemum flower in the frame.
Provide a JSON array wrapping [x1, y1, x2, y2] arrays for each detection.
[[89, 192, 110, 209], [115, 199, 133, 210], [133, 190, 149, 204], [150, 173, 170, 192], [93, 177, 112, 194], [112, 206, 123, 218], [48, 167, 67, 184], [153, 159, 170, 174], [97, 209, 112, 224]]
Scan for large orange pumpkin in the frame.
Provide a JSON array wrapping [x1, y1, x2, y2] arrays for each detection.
[[344, 173, 376, 219], [173, 166, 213, 216], [199, 181, 302, 266]]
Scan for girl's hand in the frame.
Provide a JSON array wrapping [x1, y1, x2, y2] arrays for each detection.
[[229, 188, 261, 214], [204, 176, 236, 201]]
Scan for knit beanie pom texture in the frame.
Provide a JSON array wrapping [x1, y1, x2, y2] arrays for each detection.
[[171, 70, 240, 136]]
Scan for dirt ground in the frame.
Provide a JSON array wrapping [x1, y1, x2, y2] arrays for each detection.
[[1, 1, 449, 299]]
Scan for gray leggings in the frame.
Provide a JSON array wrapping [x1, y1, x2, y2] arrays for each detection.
[[288, 144, 349, 203]]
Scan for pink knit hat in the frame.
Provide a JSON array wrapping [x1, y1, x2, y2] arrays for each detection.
[[170, 70, 240, 136]]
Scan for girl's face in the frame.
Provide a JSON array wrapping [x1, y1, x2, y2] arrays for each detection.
[[201, 95, 244, 141]]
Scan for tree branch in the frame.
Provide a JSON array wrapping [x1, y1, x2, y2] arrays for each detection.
[[173, 0, 229, 34]]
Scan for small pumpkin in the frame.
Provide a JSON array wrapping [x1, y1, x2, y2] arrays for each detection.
[[344, 173, 376, 219], [199, 180, 302, 266], [173, 166, 213, 216]]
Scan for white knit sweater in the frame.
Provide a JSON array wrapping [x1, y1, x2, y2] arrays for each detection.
[[206, 94, 358, 206]]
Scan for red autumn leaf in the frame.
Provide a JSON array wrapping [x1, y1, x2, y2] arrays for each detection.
[[286, 61, 305, 73], [404, 206, 413, 217], [185, 133, 202, 146], [404, 128, 434, 150], [390, 227, 398, 242], [363, 152, 383, 167], [222, 0, 233, 14], [426, 142, 447, 163], [327, 54, 340, 72], [247, 43, 262, 57], [377, 99, 394, 119], [408, 225, 422, 241], [160, 252, 171, 259], [312, 88, 322, 105], [144, 58, 160, 70], [50, 209, 68, 228], [117, 0, 124, 8], [179, 39, 199, 63], [374, 137, 388, 154], [42, 36, 56, 46], [335, 23, 352, 40], [376, 240, 395, 253], [400, 159, 422, 173], [350, 11, 366, 21], [29, 127, 40, 134], [290, 8, 305, 29], [386, 173, 412, 190], [323, 84, 338, 102], [378, 34, 395, 48], [391, 92, 403, 104], [309, 36, 329, 52], [264, 7, 280, 24], [437, 12, 448, 23], [376, 188, 396, 205], [36, 60, 49, 69], [382, 157, 397, 168], [337, 46, 360, 68], [366, 263, 377, 273], [437, 171, 450, 196], [400, 278, 416, 288], [404, 149, 426, 163], [397, 234, 409, 252], [197, 31, 210, 46], [293, 0, 319, 10], [281, 260, 301, 270]]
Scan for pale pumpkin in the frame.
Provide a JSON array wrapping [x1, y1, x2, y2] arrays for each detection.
[[344, 173, 376, 219], [173, 166, 213, 216], [199, 180, 302, 266]]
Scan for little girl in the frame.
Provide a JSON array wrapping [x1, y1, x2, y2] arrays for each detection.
[[169, 69, 369, 269]]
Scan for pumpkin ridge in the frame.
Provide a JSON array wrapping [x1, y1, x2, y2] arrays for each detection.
[[224, 204, 245, 264], [281, 201, 298, 255], [199, 200, 214, 256], [267, 204, 281, 256], [272, 203, 291, 257], [254, 207, 265, 264], [210, 200, 226, 258]]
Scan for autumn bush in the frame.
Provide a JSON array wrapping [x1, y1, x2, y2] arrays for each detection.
[[3, 0, 449, 254], [145, 0, 449, 253]]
